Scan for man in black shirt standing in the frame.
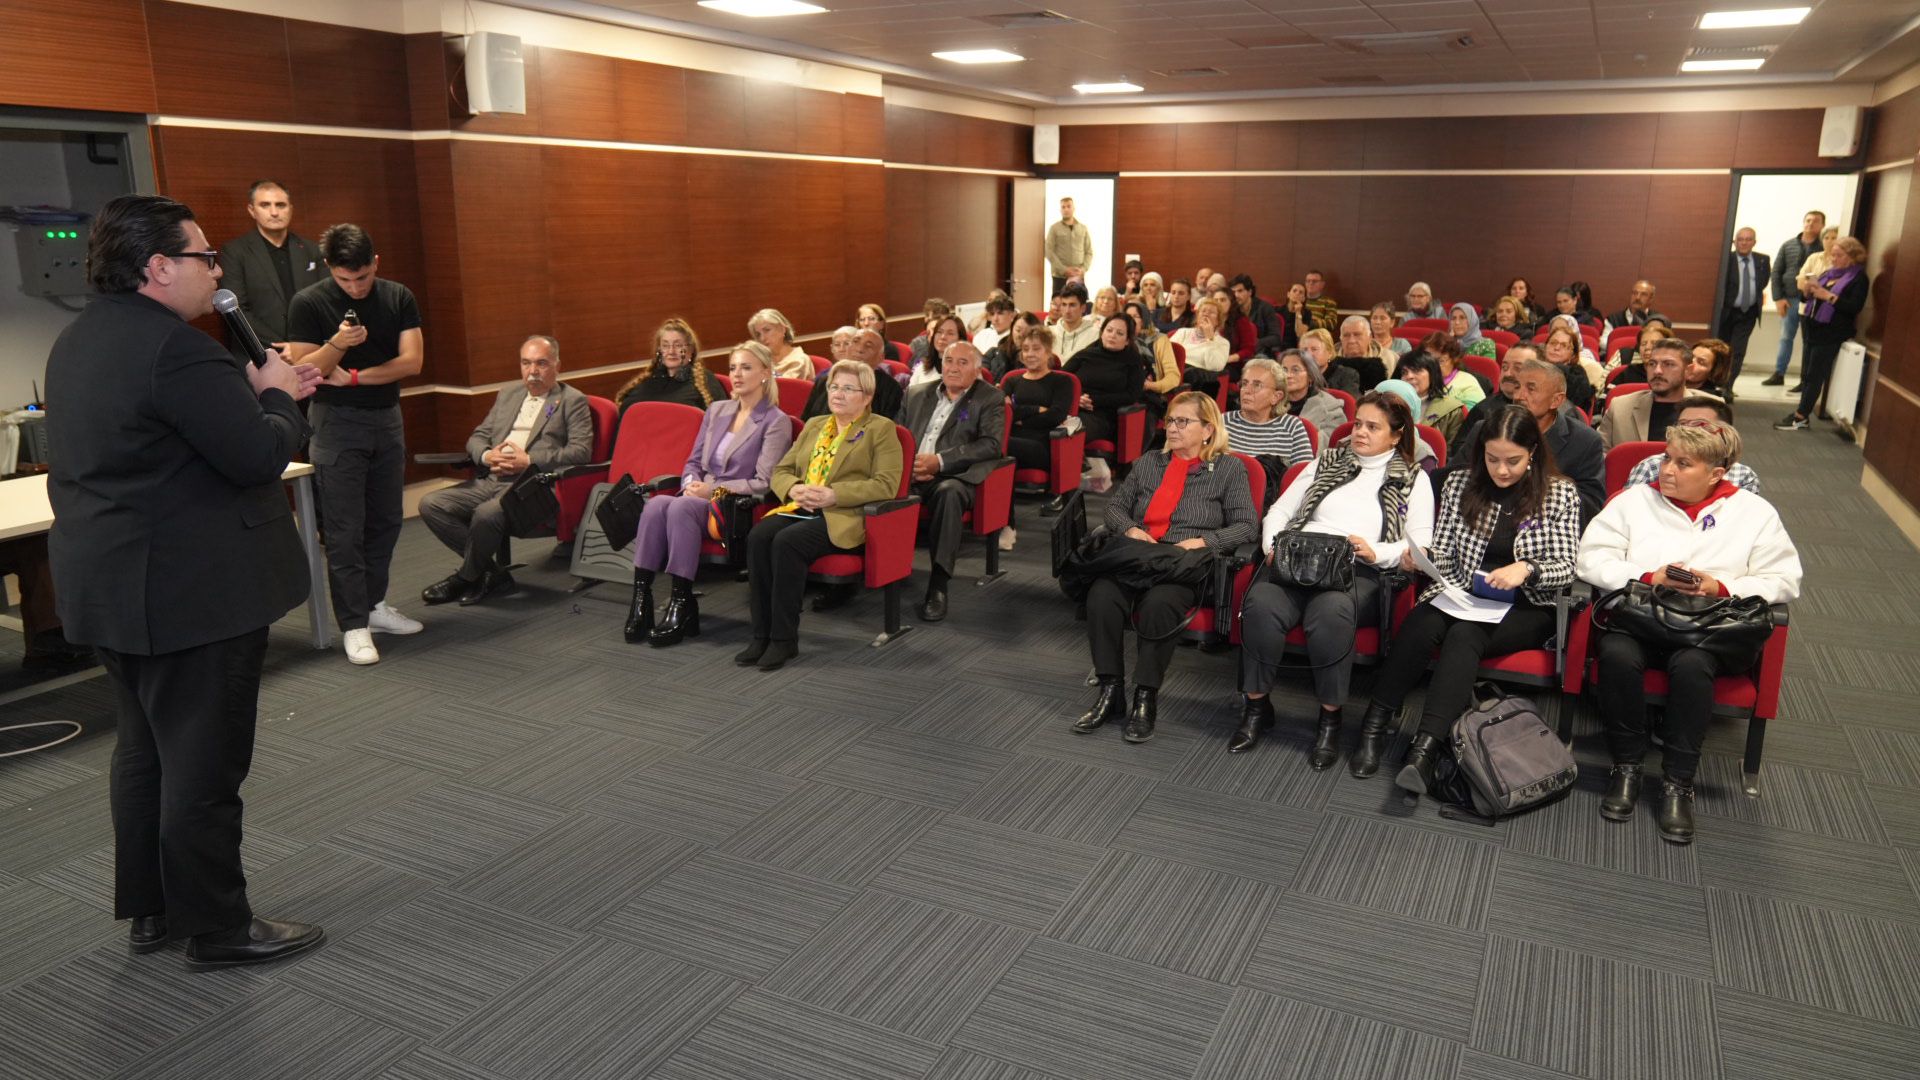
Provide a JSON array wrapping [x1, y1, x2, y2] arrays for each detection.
[[287, 224, 425, 665], [216, 180, 326, 361]]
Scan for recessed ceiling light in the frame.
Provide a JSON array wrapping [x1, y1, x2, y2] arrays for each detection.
[[1681, 57, 1768, 72], [932, 49, 1025, 64], [1698, 7, 1811, 30], [1073, 81, 1144, 94], [696, 0, 826, 17]]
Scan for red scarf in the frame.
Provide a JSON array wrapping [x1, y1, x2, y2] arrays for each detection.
[[1142, 457, 1204, 540], [1656, 478, 1738, 521]]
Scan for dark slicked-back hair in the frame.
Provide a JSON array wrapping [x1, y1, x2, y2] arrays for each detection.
[[88, 194, 195, 294], [319, 223, 376, 270]]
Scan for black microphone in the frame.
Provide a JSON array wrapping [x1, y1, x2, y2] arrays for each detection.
[[212, 289, 269, 367]]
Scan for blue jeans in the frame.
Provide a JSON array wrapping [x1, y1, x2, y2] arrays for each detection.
[[1772, 303, 1800, 377]]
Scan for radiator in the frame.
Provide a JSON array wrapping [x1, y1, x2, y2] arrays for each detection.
[[1830, 340, 1867, 426]]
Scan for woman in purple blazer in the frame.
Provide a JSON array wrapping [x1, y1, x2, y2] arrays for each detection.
[[625, 341, 794, 647]]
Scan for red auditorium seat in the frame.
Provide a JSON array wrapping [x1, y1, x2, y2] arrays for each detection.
[[804, 424, 923, 646]]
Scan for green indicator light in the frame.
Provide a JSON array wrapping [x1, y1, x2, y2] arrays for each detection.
[[45, 230, 54, 239]]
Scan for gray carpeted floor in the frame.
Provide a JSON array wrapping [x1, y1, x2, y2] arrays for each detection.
[[3, 378, 1919, 1080]]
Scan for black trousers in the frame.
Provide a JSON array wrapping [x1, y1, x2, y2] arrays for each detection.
[[1717, 305, 1761, 382], [417, 475, 513, 579], [1370, 600, 1555, 738], [1009, 432, 1051, 473], [747, 514, 852, 642], [1239, 570, 1382, 706], [1596, 631, 1722, 781], [309, 402, 405, 631], [1085, 577, 1200, 689], [1795, 333, 1845, 418], [912, 477, 974, 577], [99, 627, 268, 940], [1081, 409, 1118, 447]]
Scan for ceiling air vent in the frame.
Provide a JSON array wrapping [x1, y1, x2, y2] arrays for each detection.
[[1331, 30, 1475, 56], [1318, 74, 1385, 85], [1684, 45, 1776, 61], [971, 10, 1079, 30], [1151, 66, 1227, 78]]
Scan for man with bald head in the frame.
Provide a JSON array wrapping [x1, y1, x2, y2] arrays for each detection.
[[900, 341, 1009, 621], [1607, 279, 1665, 331], [804, 327, 902, 420]]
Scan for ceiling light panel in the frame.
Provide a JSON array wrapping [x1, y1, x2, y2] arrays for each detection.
[[1073, 81, 1145, 94], [1698, 7, 1812, 30], [696, 0, 826, 17], [1680, 57, 1768, 71], [932, 48, 1024, 63]]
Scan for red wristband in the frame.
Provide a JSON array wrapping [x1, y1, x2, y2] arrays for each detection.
[[350, 368, 360, 387]]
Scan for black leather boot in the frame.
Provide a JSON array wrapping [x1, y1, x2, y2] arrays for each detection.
[[1073, 678, 1126, 733], [649, 575, 700, 647], [1600, 764, 1644, 822], [623, 569, 655, 643], [1394, 733, 1441, 795], [1308, 708, 1342, 771], [1656, 776, 1696, 844], [1350, 702, 1396, 778], [1123, 686, 1158, 743], [1227, 695, 1275, 754]]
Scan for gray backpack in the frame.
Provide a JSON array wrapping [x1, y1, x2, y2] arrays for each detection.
[[1441, 687, 1577, 823]]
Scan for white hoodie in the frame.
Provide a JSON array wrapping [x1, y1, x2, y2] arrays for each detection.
[[1576, 482, 1802, 604]]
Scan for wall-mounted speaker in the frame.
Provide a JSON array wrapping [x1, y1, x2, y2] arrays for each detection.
[[1033, 123, 1060, 166], [465, 32, 526, 116], [1819, 105, 1862, 158]]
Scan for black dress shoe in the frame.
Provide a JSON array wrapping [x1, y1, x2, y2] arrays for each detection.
[[129, 915, 168, 954], [420, 572, 469, 606], [1656, 777, 1696, 844], [919, 588, 949, 623], [757, 640, 799, 671], [1123, 686, 1157, 743], [1227, 695, 1274, 754], [1073, 678, 1126, 733], [734, 638, 769, 666], [1350, 702, 1396, 778], [1759, 373, 1785, 387], [184, 917, 324, 970], [810, 586, 855, 612], [458, 567, 515, 606], [1309, 708, 1342, 771], [1788, 382, 1804, 394], [1600, 764, 1644, 822], [1041, 493, 1070, 517], [1394, 733, 1441, 795], [623, 572, 655, 643]]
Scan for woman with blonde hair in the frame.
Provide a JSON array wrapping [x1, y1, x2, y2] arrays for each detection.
[[749, 308, 812, 379], [616, 318, 722, 422]]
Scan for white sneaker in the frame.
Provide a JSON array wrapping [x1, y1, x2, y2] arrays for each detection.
[[368, 601, 423, 635], [343, 627, 380, 665], [999, 526, 1017, 551]]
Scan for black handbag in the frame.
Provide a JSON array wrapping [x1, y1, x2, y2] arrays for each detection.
[[1265, 529, 1355, 591], [594, 475, 646, 550], [1592, 580, 1773, 673], [498, 468, 561, 536]]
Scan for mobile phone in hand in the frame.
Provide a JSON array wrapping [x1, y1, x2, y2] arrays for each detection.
[[343, 309, 361, 327], [1664, 563, 1700, 587]]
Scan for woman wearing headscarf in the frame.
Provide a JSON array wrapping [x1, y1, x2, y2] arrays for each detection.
[[1449, 302, 1496, 360]]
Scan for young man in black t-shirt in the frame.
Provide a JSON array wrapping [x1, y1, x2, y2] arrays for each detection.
[[287, 224, 425, 665]]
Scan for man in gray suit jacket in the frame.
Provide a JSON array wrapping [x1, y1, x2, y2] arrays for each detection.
[[902, 342, 1009, 622], [215, 181, 326, 358], [419, 335, 594, 605]]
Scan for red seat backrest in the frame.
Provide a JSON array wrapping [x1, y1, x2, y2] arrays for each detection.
[[1327, 388, 1356, 422], [1280, 461, 1309, 494], [1230, 450, 1265, 511], [1460, 354, 1500, 389], [585, 395, 617, 461], [1416, 424, 1447, 468], [1605, 440, 1664, 496], [809, 355, 831, 375], [1170, 340, 1186, 374], [775, 377, 813, 418], [610, 401, 706, 483], [1486, 329, 1519, 348], [1300, 417, 1319, 453]]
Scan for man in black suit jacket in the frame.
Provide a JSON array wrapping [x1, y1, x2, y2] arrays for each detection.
[[1716, 226, 1771, 384], [46, 195, 326, 969], [216, 180, 326, 358], [1606, 279, 1666, 331], [901, 342, 1009, 622]]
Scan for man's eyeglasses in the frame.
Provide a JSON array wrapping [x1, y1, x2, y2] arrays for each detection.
[[165, 250, 220, 267]]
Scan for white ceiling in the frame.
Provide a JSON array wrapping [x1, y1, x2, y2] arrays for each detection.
[[510, 0, 1920, 105]]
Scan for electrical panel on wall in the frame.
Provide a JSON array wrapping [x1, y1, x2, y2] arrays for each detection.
[[14, 226, 89, 297]]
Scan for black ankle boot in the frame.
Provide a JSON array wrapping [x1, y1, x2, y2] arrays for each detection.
[[1394, 733, 1441, 795], [649, 575, 700, 647], [734, 638, 769, 666], [1073, 678, 1126, 733], [1600, 764, 1644, 822], [1656, 777, 1696, 844], [622, 569, 655, 643], [1123, 686, 1157, 743], [1350, 702, 1396, 778], [1309, 708, 1342, 771], [1227, 695, 1275, 754]]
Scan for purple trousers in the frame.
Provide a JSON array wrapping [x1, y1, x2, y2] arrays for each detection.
[[634, 492, 710, 581]]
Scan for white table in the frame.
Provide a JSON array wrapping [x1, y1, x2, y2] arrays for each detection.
[[0, 463, 334, 649]]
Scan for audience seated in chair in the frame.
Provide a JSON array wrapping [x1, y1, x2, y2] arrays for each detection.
[[1605, 319, 1671, 379], [1576, 419, 1801, 844], [1234, 392, 1434, 760], [1172, 297, 1232, 392], [1371, 301, 1411, 359], [1623, 395, 1759, 493], [1487, 295, 1533, 341], [1155, 277, 1197, 335], [419, 334, 593, 607], [1453, 342, 1537, 459], [1053, 283, 1100, 362], [973, 295, 1019, 354], [624, 340, 794, 647], [1404, 281, 1446, 320], [857, 302, 902, 363], [1599, 339, 1719, 450], [1393, 352, 1466, 447], [1064, 313, 1147, 448], [615, 318, 722, 422], [901, 342, 1009, 622], [1687, 338, 1732, 400], [803, 327, 902, 421], [1510, 358, 1605, 525], [1301, 329, 1355, 395], [1222, 357, 1314, 473], [1279, 347, 1348, 438], [1450, 303, 1497, 361], [1541, 324, 1597, 416], [1229, 274, 1290, 358], [1005, 325, 1074, 476], [749, 308, 812, 380], [1332, 317, 1390, 393], [910, 313, 967, 388], [908, 298, 953, 372]]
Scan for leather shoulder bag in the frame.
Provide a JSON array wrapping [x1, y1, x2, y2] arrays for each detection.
[[1591, 580, 1772, 673], [1265, 530, 1355, 591]]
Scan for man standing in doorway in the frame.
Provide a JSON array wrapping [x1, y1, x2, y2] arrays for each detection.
[[286, 224, 425, 666], [1047, 197, 1092, 299], [1761, 209, 1824, 387], [216, 180, 326, 362], [1716, 227, 1770, 385]]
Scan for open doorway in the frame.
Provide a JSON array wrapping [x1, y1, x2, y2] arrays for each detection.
[[1721, 171, 1860, 400]]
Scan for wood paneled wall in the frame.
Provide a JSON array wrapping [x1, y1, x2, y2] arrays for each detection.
[[1860, 84, 1920, 516]]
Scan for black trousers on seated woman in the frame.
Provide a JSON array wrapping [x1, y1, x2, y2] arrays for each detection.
[[1369, 600, 1555, 737], [746, 514, 853, 643], [1086, 577, 1199, 690], [1596, 631, 1723, 781], [1080, 409, 1117, 446], [1008, 434, 1051, 473], [1239, 567, 1382, 705]]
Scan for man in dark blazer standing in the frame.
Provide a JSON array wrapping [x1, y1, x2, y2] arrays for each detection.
[[46, 194, 326, 969], [901, 341, 1009, 622], [216, 180, 326, 358], [417, 334, 594, 606], [1716, 226, 1771, 385]]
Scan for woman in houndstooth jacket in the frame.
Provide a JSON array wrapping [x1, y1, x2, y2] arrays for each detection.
[[1358, 404, 1583, 793]]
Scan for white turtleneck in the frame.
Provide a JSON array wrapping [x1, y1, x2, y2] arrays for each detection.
[[1260, 447, 1435, 567]]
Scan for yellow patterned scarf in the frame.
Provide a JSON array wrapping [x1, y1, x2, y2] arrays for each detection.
[[772, 412, 860, 516]]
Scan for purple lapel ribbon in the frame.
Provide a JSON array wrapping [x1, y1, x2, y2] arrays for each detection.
[[1702, 514, 1716, 531]]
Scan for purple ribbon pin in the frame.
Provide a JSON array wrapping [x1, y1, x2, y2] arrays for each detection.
[[1702, 513, 1716, 531]]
